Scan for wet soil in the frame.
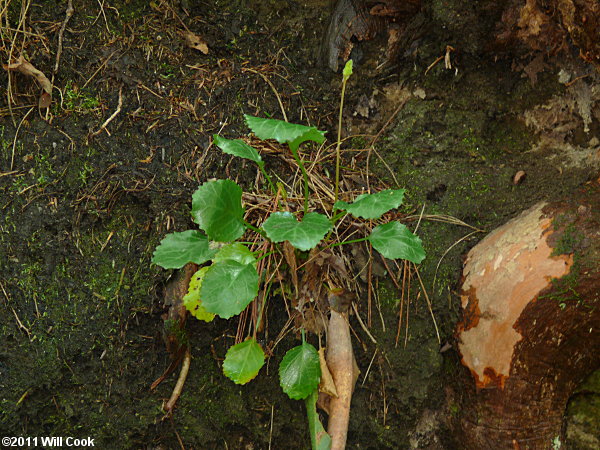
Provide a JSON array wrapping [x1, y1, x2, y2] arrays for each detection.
[[1, 1, 599, 449]]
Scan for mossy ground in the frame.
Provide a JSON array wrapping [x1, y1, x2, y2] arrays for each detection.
[[1, 0, 598, 448]]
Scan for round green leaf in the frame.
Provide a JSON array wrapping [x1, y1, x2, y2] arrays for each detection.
[[223, 339, 265, 385], [191, 180, 245, 242], [213, 242, 256, 266], [244, 115, 326, 152], [368, 222, 426, 264], [262, 212, 330, 251], [200, 260, 259, 319], [152, 230, 216, 269], [279, 342, 321, 400], [213, 135, 263, 166], [183, 267, 215, 322], [334, 189, 405, 219]]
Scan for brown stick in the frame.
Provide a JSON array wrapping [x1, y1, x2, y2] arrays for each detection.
[[326, 308, 355, 450], [164, 347, 191, 412], [90, 86, 123, 137], [54, 0, 74, 75]]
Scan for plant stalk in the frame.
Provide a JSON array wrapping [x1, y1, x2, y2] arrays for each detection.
[[258, 163, 276, 194], [243, 220, 267, 237], [328, 237, 368, 248], [333, 73, 348, 214], [290, 148, 310, 214]]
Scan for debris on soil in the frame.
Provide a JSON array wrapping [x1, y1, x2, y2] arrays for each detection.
[[3, 56, 52, 107], [183, 30, 209, 54]]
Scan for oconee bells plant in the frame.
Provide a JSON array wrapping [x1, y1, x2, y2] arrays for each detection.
[[152, 60, 425, 448]]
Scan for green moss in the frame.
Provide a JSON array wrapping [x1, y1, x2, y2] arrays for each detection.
[[62, 81, 101, 113], [566, 370, 600, 448], [538, 260, 583, 309], [551, 222, 585, 257], [351, 136, 367, 148]]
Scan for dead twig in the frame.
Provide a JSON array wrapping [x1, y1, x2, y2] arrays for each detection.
[[351, 302, 377, 345], [163, 347, 191, 412], [168, 415, 186, 450], [53, 0, 73, 75], [11, 306, 31, 338], [432, 229, 481, 295], [90, 86, 123, 137], [82, 49, 118, 89], [366, 91, 410, 190], [414, 264, 440, 344], [268, 404, 275, 450], [425, 45, 455, 75], [4, 0, 32, 124], [11, 106, 33, 170], [565, 74, 590, 87], [361, 349, 378, 387], [244, 67, 288, 122]]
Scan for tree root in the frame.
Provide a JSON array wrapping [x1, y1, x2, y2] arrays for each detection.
[[326, 289, 358, 450], [164, 347, 191, 413]]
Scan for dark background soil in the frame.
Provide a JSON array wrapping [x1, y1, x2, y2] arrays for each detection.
[[1, 0, 599, 449]]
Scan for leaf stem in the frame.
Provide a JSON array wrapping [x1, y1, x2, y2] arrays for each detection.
[[324, 211, 347, 242], [258, 163, 276, 194], [243, 220, 266, 237], [331, 211, 347, 224], [290, 147, 310, 214], [256, 250, 275, 262], [333, 69, 349, 216], [253, 279, 272, 339], [328, 237, 368, 248]]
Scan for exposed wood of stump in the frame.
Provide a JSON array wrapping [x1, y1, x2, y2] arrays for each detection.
[[496, 0, 600, 64], [455, 181, 600, 449], [322, 0, 421, 71]]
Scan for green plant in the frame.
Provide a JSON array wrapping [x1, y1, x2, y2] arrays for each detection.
[[152, 61, 425, 448], [62, 81, 100, 112]]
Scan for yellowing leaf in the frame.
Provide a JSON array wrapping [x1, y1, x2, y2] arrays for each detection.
[[183, 267, 215, 322]]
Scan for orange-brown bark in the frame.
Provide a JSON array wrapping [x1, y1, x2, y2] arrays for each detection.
[[455, 181, 600, 449]]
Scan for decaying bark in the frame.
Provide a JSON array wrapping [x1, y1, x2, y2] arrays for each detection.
[[322, 0, 421, 71], [455, 180, 600, 449], [496, 0, 600, 64]]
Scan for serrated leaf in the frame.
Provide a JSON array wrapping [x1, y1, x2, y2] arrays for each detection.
[[334, 189, 405, 219], [244, 115, 326, 152], [342, 59, 353, 82], [213, 242, 256, 266], [183, 267, 215, 322], [191, 180, 245, 242], [223, 339, 265, 385], [213, 135, 263, 166], [279, 342, 321, 400], [262, 212, 330, 251], [152, 230, 216, 269], [306, 389, 332, 450], [200, 260, 259, 319], [368, 222, 426, 264]]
